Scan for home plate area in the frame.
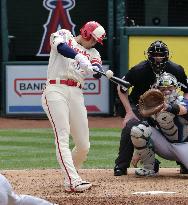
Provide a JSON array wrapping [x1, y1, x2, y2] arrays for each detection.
[[2, 168, 188, 205]]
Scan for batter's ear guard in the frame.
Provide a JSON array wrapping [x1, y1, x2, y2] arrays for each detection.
[[80, 27, 91, 41]]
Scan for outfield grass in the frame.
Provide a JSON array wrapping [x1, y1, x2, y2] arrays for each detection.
[[0, 128, 177, 170]]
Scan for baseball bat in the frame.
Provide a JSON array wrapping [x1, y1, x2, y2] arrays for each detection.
[[93, 68, 131, 88]]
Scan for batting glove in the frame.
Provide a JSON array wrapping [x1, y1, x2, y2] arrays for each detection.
[[92, 65, 103, 79], [75, 53, 93, 73]]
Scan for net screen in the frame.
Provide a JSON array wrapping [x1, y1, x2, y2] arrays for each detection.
[[126, 0, 188, 27]]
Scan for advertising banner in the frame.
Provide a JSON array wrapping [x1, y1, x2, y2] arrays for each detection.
[[5, 64, 110, 116]]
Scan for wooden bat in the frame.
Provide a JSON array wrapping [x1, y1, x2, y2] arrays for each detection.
[[93, 68, 131, 88]]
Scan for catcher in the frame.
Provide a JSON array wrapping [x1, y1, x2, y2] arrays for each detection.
[[114, 40, 188, 176], [130, 72, 188, 176]]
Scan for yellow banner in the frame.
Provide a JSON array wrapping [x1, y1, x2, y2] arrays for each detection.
[[129, 36, 188, 75]]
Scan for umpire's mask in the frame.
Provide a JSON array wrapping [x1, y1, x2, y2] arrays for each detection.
[[147, 40, 169, 74]]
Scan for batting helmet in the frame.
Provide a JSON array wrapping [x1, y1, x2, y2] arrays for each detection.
[[80, 21, 106, 45], [147, 40, 169, 74]]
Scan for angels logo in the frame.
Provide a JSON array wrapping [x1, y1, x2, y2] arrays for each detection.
[[37, 0, 75, 56]]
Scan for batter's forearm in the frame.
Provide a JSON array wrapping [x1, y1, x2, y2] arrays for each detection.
[[57, 43, 92, 71], [57, 43, 77, 58]]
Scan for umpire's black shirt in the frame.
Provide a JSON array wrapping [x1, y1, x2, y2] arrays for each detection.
[[125, 60, 188, 105]]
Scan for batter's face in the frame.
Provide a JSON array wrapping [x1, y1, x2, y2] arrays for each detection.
[[82, 36, 97, 49]]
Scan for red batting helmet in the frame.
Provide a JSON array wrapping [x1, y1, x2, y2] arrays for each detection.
[[80, 21, 106, 45]]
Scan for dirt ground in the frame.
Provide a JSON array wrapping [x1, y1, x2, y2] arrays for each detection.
[[0, 116, 123, 129], [1, 116, 188, 205]]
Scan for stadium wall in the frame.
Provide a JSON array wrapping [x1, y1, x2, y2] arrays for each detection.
[[2, 0, 188, 117]]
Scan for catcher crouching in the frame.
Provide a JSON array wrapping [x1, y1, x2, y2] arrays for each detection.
[[130, 72, 188, 176]]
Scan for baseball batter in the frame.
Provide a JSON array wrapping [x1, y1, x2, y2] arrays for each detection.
[[0, 173, 57, 205], [41, 21, 106, 192], [130, 72, 188, 176]]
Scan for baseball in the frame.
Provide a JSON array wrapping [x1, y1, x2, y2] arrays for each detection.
[[106, 70, 114, 79]]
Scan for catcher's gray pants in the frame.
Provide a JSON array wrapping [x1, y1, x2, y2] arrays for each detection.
[[151, 127, 188, 169], [0, 174, 56, 205]]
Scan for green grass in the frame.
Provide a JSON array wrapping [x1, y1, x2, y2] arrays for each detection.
[[0, 128, 178, 170]]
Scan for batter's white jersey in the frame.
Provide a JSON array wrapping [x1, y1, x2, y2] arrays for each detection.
[[48, 29, 102, 87], [42, 28, 103, 191], [0, 174, 57, 205]]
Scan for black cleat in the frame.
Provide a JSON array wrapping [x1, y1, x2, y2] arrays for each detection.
[[180, 164, 188, 174], [114, 167, 127, 176]]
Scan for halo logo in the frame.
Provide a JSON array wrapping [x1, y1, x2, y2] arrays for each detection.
[[37, 0, 75, 56]]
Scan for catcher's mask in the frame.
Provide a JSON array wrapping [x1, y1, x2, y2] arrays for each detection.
[[154, 72, 179, 102], [155, 72, 178, 88], [147, 40, 169, 74]]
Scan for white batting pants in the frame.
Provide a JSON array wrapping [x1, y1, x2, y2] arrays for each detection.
[[42, 85, 90, 185], [0, 174, 55, 205]]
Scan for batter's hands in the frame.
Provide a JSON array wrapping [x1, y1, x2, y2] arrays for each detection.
[[92, 65, 103, 79], [75, 53, 93, 73]]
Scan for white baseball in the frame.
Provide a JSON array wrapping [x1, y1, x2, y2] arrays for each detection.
[[106, 70, 114, 79]]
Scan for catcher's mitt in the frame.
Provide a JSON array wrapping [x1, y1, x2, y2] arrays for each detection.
[[138, 89, 165, 117]]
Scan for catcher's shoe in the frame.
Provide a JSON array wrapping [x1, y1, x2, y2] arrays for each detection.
[[114, 166, 127, 176], [135, 168, 157, 176], [64, 180, 92, 193], [136, 159, 160, 176], [180, 164, 188, 174]]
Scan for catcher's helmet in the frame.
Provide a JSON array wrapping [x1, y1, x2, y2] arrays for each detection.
[[147, 40, 169, 74], [154, 72, 179, 103], [155, 72, 178, 88], [80, 21, 106, 45]]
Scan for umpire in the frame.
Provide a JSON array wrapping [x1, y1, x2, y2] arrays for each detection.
[[114, 40, 188, 176]]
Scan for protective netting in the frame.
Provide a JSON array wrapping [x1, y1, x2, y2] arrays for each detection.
[[125, 0, 188, 27]]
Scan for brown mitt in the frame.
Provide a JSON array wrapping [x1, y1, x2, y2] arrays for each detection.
[[139, 89, 165, 117]]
